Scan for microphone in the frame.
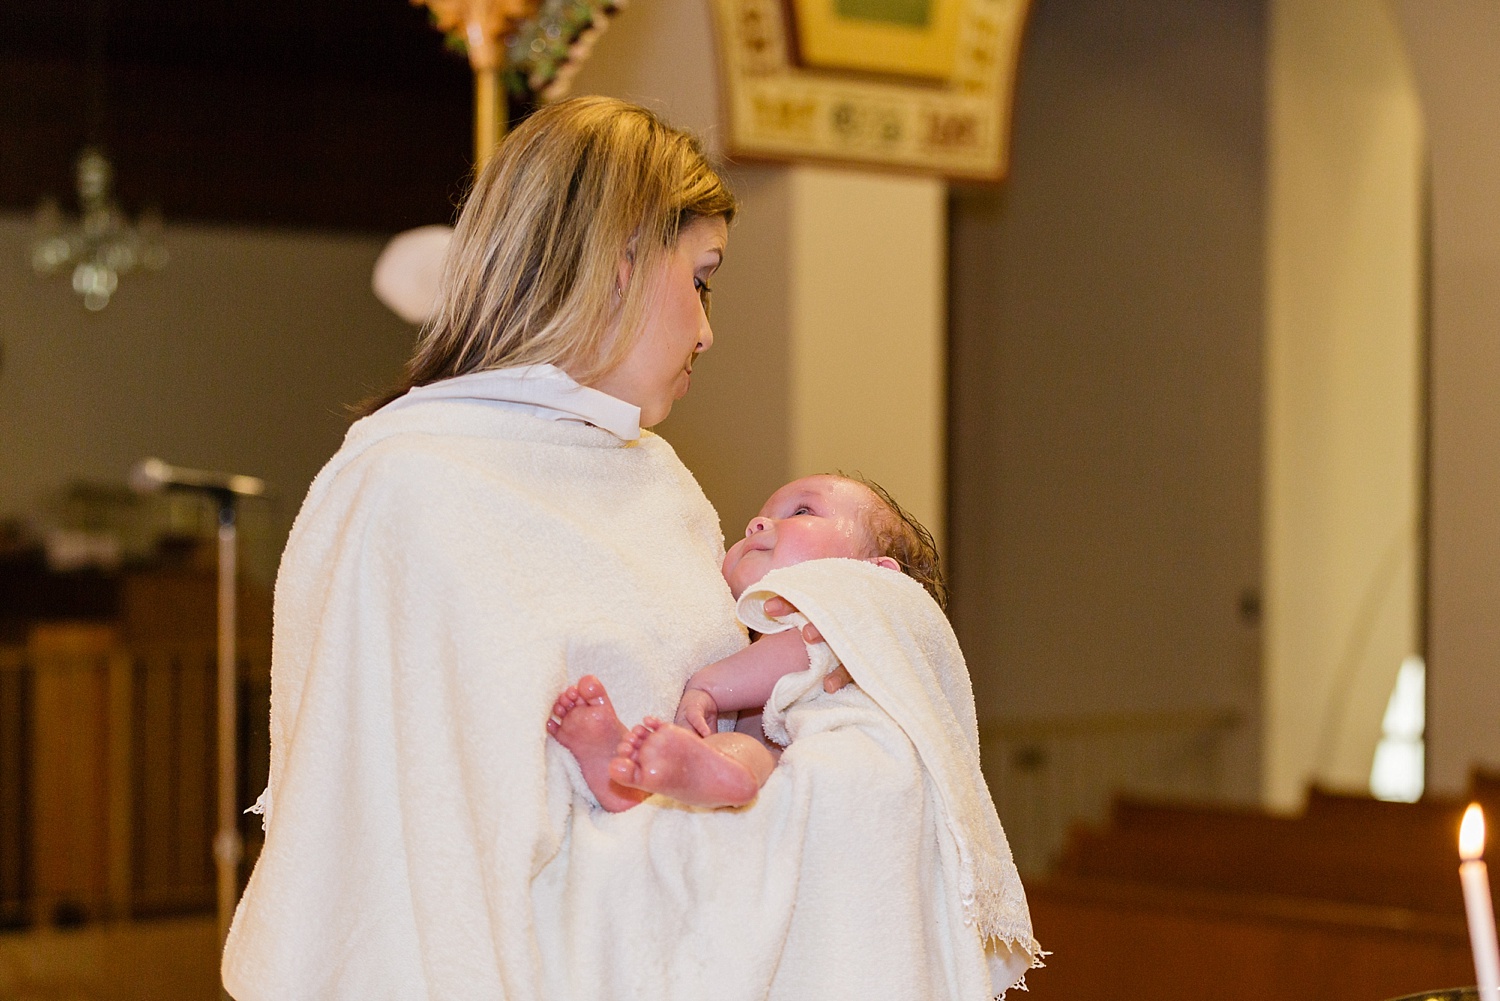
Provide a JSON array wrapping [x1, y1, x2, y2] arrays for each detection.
[[129, 457, 268, 498]]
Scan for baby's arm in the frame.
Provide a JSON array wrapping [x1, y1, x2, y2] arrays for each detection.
[[676, 629, 810, 736]]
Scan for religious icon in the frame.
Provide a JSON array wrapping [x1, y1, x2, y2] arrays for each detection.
[[711, 0, 1029, 178]]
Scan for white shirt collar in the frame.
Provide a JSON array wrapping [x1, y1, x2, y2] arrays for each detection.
[[380, 364, 642, 441]]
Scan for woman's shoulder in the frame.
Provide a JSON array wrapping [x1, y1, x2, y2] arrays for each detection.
[[299, 412, 704, 520]]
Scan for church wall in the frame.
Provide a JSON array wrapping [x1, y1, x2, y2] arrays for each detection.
[[1391, 1, 1500, 794], [948, 0, 1267, 804], [0, 216, 415, 582], [1262, 0, 1424, 808], [784, 167, 949, 549]]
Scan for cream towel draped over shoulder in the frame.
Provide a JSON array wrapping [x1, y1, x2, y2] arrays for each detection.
[[222, 398, 745, 1000]]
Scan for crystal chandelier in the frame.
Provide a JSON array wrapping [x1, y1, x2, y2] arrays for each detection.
[[31, 147, 167, 311]]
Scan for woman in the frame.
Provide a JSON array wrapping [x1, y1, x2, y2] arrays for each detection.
[[222, 97, 1031, 1000]]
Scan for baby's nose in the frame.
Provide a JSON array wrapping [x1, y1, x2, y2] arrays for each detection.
[[746, 517, 771, 536]]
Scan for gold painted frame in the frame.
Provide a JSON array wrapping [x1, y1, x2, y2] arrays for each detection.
[[791, 0, 964, 79], [711, 0, 1029, 179]]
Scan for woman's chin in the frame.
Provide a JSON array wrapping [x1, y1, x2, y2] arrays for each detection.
[[635, 393, 675, 427]]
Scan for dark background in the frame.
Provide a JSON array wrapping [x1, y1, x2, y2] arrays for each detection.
[[0, 0, 475, 231]]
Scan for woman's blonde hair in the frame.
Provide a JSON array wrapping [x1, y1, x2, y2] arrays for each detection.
[[366, 96, 735, 412]]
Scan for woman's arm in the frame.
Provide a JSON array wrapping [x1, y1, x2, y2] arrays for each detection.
[[676, 629, 809, 735]]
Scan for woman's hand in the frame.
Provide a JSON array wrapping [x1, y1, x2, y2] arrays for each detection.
[[822, 665, 853, 694], [762, 597, 852, 693], [762, 596, 823, 643], [676, 688, 720, 737]]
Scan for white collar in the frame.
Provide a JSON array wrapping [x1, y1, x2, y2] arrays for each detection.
[[381, 364, 642, 441]]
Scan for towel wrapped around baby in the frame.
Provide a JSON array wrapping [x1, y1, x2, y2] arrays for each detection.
[[537, 558, 1040, 999]]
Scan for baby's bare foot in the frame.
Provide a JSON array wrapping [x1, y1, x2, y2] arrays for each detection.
[[547, 676, 644, 813], [608, 718, 761, 808]]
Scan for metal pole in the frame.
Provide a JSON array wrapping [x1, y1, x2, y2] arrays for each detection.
[[213, 498, 242, 952]]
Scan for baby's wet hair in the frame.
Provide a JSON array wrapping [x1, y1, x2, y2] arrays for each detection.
[[842, 473, 949, 611]]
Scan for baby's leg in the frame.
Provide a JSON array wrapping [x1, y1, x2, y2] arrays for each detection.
[[608, 718, 773, 808], [547, 675, 647, 812]]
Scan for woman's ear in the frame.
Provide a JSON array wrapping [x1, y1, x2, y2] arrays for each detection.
[[616, 236, 638, 298], [867, 556, 900, 573]]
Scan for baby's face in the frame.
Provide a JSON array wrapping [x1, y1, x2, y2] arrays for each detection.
[[722, 475, 884, 599]]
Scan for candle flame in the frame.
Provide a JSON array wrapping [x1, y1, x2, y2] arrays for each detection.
[[1460, 802, 1487, 861]]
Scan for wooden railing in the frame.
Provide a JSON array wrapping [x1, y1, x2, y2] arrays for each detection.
[[980, 707, 1243, 874]]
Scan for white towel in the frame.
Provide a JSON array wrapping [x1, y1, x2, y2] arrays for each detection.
[[222, 400, 747, 1000], [537, 559, 1040, 1000], [742, 558, 1041, 972]]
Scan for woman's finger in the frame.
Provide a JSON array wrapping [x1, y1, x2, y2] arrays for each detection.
[[823, 665, 853, 693], [764, 596, 797, 618], [763, 597, 822, 644]]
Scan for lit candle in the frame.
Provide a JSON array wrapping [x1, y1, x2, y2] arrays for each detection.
[[1460, 803, 1500, 1001]]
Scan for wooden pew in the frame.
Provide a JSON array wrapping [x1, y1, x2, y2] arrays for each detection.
[[1022, 781, 1496, 1000]]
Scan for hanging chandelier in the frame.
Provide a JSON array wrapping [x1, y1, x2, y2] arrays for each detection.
[[31, 147, 167, 312]]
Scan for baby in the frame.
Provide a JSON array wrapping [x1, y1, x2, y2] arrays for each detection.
[[547, 472, 944, 811]]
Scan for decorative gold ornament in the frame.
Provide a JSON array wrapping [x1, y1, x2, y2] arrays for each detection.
[[711, 0, 1029, 179], [413, 0, 625, 168], [415, 0, 538, 164]]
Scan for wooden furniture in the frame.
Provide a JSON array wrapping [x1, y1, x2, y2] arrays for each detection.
[[0, 559, 270, 930], [0, 644, 31, 929], [28, 623, 120, 926], [1023, 783, 1499, 1000]]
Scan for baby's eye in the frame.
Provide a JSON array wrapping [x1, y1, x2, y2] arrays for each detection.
[[792, 506, 812, 516]]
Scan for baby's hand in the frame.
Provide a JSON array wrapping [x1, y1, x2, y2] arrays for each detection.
[[676, 688, 719, 737]]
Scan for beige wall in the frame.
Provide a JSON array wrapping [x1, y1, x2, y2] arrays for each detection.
[[569, 0, 722, 152], [0, 216, 415, 581], [948, 0, 1267, 802], [786, 168, 948, 547], [1262, 0, 1424, 808], [1391, 1, 1500, 794]]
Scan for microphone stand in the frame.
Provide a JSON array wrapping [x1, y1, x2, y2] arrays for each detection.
[[208, 489, 242, 953], [130, 459, 265, 972]]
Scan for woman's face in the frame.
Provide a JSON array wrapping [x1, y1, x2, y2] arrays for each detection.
[[592, 215, 728, 428]]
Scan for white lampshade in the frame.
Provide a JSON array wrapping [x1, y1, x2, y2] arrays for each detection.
[[372, 224, 453, 325]]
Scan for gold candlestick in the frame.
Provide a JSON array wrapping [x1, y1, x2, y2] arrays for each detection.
[[417, 0, 539, 167]]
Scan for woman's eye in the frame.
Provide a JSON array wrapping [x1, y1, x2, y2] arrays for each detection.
[[693, 277, 712, 311]]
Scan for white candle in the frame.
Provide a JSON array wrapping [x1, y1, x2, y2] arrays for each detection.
[[1460, 803, 1500, 1001]]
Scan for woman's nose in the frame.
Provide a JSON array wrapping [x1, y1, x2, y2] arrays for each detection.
[[697, 314, 714, 354], [746, 516, 770, 536]]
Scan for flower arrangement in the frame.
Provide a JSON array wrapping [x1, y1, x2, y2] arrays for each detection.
[[414, 0, 624, 124]]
